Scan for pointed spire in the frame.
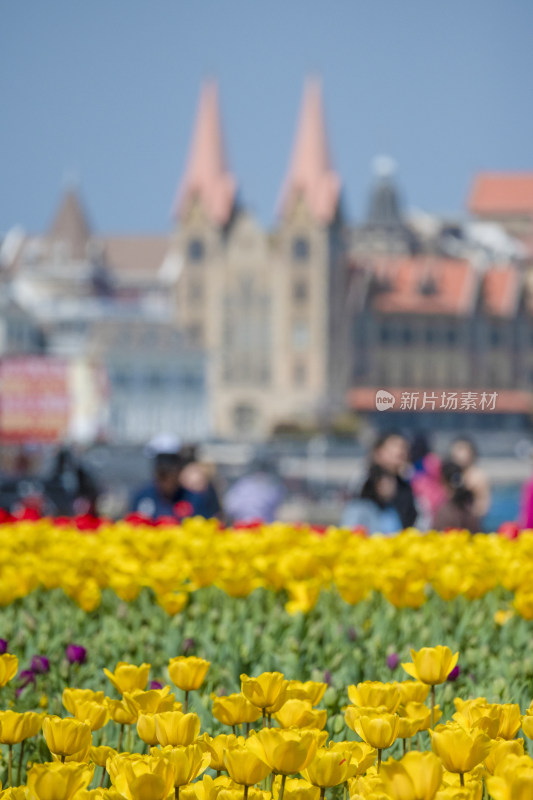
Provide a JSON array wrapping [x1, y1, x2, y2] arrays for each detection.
[[49, 187, 91, 259], [278, 78, 340, 224], [175, 81, 237, 226]]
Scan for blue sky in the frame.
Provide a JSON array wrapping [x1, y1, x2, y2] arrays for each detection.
[[1, 1, 532, 234]]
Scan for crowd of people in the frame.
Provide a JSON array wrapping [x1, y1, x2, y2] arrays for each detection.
[[0, 429, 531, 535], [340, 431, 491, 534]]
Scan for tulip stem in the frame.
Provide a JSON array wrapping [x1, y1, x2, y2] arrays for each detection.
[[377, 749, 382, 773], [402, 738, 407, 755], [279, 774, 287, 800], [118, 723, 124, 752], [175, 788, 180, 800], [245, 722, 250, 736], [7, 745, 12, 786], [184, 691, 189, 713], [459, 773, 464, 787], [61, 754, 66, 764], [16, 740, 25, 785], [262, 710, 266, 728], [320, 788, 325, 800], [243, 786, 248, 800], [431, 686, 436, 729], [267, 713, 272, 728], [232, 725, 237, 735], [100, 767, 107, 787]]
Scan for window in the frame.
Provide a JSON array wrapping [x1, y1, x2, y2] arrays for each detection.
[[292, 237, 310, 261], [293, 280, 308, 302], [293, 361, 307, 386], [291, 321, 309, 350], [187, 238, 204, 262]]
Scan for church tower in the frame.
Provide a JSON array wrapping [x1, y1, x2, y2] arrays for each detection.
[[273, 79, 348, 426]]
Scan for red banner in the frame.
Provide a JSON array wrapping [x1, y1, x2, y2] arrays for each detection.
[[0, 357, 70, 442]]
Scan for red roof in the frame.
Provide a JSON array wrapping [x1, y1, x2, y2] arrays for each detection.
[[278, 79, 340, 224], [368, 257, 478, 316], [483, 266, 522, 317], [469, 173, 533, 216]]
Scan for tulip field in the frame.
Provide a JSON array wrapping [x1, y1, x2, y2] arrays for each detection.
[[1, 518, 533, 797]]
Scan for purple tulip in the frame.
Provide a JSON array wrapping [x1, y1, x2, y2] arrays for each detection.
[[0, 640, 8, 655], [16, 669, 36, 696], [447, 665, 461, 682], [182, 638, 195, 655], [30, 655, 50, 674], [66, 644, 87, 665], [323, 670, 332, 686], [150, 680, 163, 690], [387, 653, 400, 670]]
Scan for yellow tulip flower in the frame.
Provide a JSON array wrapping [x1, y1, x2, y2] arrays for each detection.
[[348, 682, 401, 713], [42, 715, 92, 758], [103, 662, 151, 695], [150, 743, 211, 787], [89, 745, 118, 768], [301, 748, 351, 787], [123, 687, 176, 714], [109, 753, 175, 800], [223, 742, 271, 786], [136, 714, 159, 746], [26, 761, 94, 800], [240, 672, 286, 713], [327, 741, 376, 777], [395, 681, 430, 705], [154, 710, 201, 746], [248, 728, 318, 775], [347, 710, 400, 763], [275, 777, 320, 800], [0, 655, 18, 688], [168, 656, 210, 692], [70, 700, 109, 732], [430, 722, 491, 776], [0, 788, 30, 800], [212, 693, 262, 727], [380, 751, 442, 800], [401, 647, 459, 685], [484, 737, 524, 774], [0, 710, 41, 744], [284, 681, 327, 706], [274, 699, 327, 731], [63, 688, 106, 715], [105, 698, 138, 726], [198, 732, 238, 771]]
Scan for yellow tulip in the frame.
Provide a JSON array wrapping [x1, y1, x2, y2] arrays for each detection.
[[495, 704, 522, 739], [198, 733, 238, 771], [348, 711, 400, 751], [103, 662, 151, 694], [274, 699, 327, 731], [486, 769, 533, 800], [395, 681, 430, 705], [348, 682, 401, 713], [105, 698, 138, 726], [168, 656, 210, 691], [151, 743, 211, 787], [484, 737, 524, 774], [26, 761, 94, 800], [522, 714, 533, 739], [0, 788, 30, 800], [248, 728, 318, 775], [240, 672, 285, 713], [154, 710, 201, 746], [0, 655, 18, 687], [401, 647, 459, 685], [156, 591, 188, 615], [89, 745, 118, 768], [284, 681, 327, 706], [301, 748, 351, 787], [212, 693, 262, 727], [108, 753, 175, 800], [42, 715, 92, 758], [70, 700, 109, 732], [276, 777, 320, 800], [62, 688, 106, 715], [0, 710, 41, 744], [223, 742, 271, 786], [380, 751, 442, 800], [136, 714, 159, 746], [180, 774, 233, 800], [327, 741, 376, 777], [430, 722, 491, 775], [123, 687, 176, 714]]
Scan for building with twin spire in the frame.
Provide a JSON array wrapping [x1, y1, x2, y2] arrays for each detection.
[[2, 78, 533, 441]]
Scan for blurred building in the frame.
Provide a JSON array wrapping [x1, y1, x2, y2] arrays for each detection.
[[2, 79, 533, 441]]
